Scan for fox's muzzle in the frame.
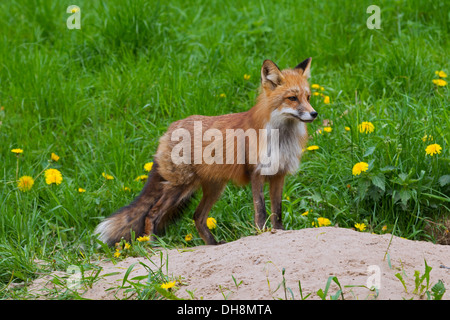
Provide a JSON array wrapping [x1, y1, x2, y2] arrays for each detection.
[[298, 111, 318, 122]]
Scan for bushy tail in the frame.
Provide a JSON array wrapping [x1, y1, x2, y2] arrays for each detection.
[[94, 162, 195, 246]]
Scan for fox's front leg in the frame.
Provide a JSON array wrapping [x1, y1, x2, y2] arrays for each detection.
[[269, 174, 285, 229], [251, 173, 267, 230]]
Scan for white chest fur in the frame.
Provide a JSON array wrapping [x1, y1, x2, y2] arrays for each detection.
[[257, 109, 306, 175]]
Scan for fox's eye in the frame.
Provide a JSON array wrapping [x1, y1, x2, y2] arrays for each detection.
[[307, 95, 311, 102], [288, 96, 298, 101]]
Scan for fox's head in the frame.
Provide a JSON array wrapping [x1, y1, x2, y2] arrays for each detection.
[[260, 58, 318, 123]]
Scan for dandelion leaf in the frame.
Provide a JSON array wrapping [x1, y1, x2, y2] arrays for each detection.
[[431, 280, 446, 300], [438, 175, 450, 187], [371, 173, 386, 192]]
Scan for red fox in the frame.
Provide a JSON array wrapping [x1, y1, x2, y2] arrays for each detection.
[[95, 58, 318, 246]]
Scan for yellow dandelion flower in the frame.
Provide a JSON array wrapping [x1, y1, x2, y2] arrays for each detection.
[[206, 217, 217, 230], [102, 172, 114, 180], [432, 79, 447, 86], [135, 174, 148, 182], [312, 217, 331, 227], [161, 281, 176, 289], [11, 148, 23, 154], [352, 162, 369, 176], [78, 188, 86, 193], [320, 86, 325, 91], [323, 127, 332, 133], [185, 233, 193, 242], [144, 162, 153, 172], [435, 70, 447, 78], [44, 168, 63, 185], [345, 126, 351, 131], [51, 153, 60, 162], [425, 143, 442, 156], [243, 74, 251, 80], [219, 93, 226, 98], [355, 223, 367, 232], [124, 242, 131, 250], [358, 121, 375, 134], [114, 249, 121, 258], [302, 211, 309, 216], [122, 186, 131, 192], [311, 84, 320, 89], [137, 235, 150, 242], [382, 225, 388, 232], [323, 96, 330, 104], [306, 145, 319, 151], [313, 92, 320, 96], [17, 176, 34, 192]]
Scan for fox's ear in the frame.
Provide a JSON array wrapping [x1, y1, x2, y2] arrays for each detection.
[[261, 60, 284, 90], [295, 57, 312, 79]]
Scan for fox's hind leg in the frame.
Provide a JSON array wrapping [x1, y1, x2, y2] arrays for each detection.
[[193, 181, 226, 245], [143, 184, 196, 239], [143, 196, 165, 237]]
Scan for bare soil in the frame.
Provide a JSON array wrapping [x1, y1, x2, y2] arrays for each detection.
[[30, 227, 450, 300]]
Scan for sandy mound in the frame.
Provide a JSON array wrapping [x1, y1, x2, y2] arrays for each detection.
[[31, 227, 450, 300]]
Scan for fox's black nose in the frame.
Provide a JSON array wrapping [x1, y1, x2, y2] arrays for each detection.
[[310, 111, 318, 118]]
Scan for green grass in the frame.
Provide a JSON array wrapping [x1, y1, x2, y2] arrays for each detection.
[[0, 0, 449, 298]]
